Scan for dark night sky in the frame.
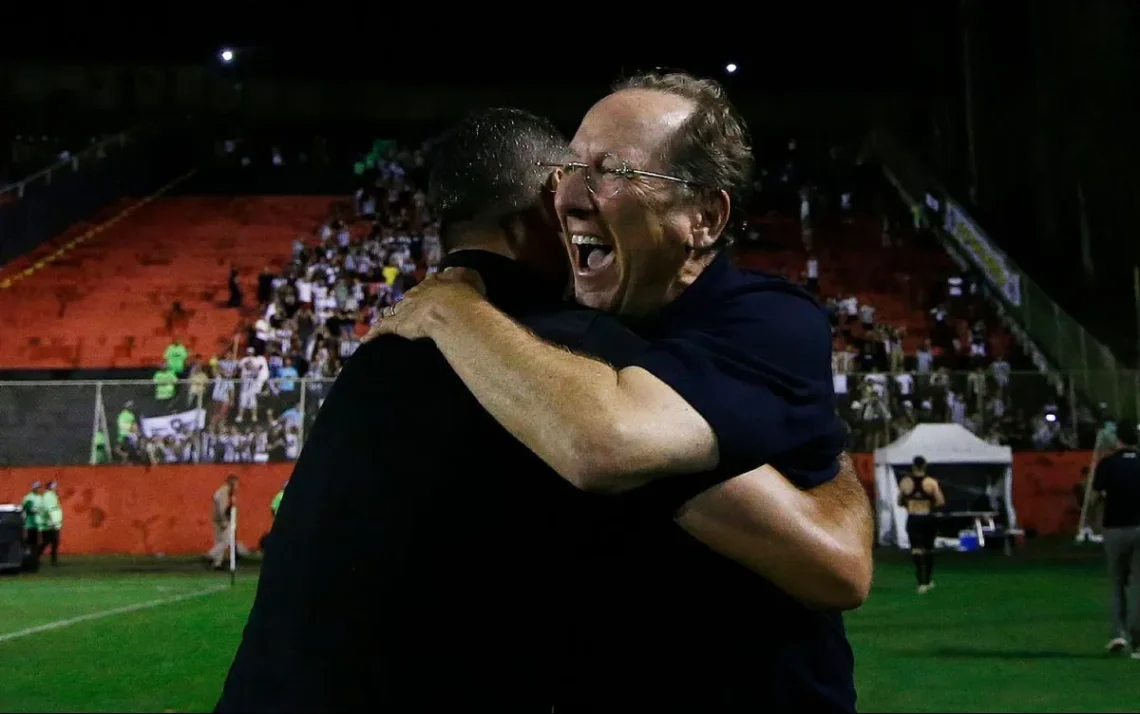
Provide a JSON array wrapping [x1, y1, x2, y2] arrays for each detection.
[[0, 3, 948, 91], [5, 2, 1136, 359]]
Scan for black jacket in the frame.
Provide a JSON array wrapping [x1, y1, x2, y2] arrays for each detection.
[[216, 250, 646, 713]]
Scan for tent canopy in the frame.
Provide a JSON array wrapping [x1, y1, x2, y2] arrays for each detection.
[[874, 423, 1012, 466]]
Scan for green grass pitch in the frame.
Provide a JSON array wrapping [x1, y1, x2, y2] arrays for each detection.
[[1, 546, 1137, 712]]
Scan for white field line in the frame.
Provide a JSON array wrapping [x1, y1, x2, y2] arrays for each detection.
[[0, 584, 228, 644]]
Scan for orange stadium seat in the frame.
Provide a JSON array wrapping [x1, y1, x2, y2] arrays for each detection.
[[1, 195, 1015, 370], [0, 196, 339, 369], [736, 215, 961, 354]]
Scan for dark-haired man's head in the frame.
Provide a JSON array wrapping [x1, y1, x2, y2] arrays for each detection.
[[912, 456, 927, 473], [428, 108, 571, 286], [554, 70, 753, 316], [1118, 420, 1138, 447]]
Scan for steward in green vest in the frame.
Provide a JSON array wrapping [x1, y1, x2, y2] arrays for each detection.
[[21, 481, 45, 561], [260, 481, 289, 554], [271, 482, 287, 518], [39, 480, 63, 566]]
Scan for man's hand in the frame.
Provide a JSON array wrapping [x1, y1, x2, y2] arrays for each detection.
[[365, 268, 487, 342]]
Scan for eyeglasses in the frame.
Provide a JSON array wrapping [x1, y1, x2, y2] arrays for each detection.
[[536, 156, 704, 199]]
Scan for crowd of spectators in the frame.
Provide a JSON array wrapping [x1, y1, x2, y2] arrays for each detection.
[[735, 136, 1095, 453], [102, 134, 1106, 465], [107, 139, 440, 464]]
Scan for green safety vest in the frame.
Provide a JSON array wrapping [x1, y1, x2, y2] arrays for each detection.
[[164, 344, 188, 373], [22, 492, 43, 531], [93, 430, 109, 464], [154, 369, 177, 400], [41, 490, 63, 529], [117, 410, 136, 441]]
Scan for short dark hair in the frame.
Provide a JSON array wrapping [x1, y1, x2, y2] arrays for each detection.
[[913, 456, 927, 470], [613, 71, 754, 207], [1118, 420, 1138, 447], [428, 108, 567, 249]]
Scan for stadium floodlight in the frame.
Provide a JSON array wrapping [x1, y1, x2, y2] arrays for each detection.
[[220, 48, 234, 64], [725, 63, 738, 74]]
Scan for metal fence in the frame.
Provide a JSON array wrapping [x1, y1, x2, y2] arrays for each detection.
[[0, 378, 334, 468], [0, 370, 1123, 467], [867, 126, 1140, 421], [1, 130, 140, 202]]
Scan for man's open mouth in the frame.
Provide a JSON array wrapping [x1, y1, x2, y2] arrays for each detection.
[[571, 234, 615, 273]]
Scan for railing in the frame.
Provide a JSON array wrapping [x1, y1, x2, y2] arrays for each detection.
[[865, 126, 1140, 421], [1, 370, 1130, 467], [0, 130, 141, 203]]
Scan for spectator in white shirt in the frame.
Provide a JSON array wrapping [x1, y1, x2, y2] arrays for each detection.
[[915, 339, 934, 374], [805, 254, 819, 294], [947, 391, 966, 425], [864, 367, 888, 399], [840, 295, 858, 320], [799, 186, 813, 250], [237, 349, 263, 424], [893, 371, 914, 401], [338, 334, 360, 360], [987, 395, 1006, 421], [859, 302, 875, 330], [966, 365, 988, 409], [253, 318, 273, 355], [832, 347, 853, 376], [296, 272, 313, 307], [336, 225, 351, 249], [990, 357, 1011, 394]]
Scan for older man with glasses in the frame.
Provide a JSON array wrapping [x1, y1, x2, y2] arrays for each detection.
[[372, 71, 864, 711]]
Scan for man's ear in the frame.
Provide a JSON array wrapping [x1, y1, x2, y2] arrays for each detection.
[[541, 173, 560, 229], [690, 189, 731, 251]]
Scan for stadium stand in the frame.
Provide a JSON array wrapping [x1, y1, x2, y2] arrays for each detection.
[[0, 196, 340, 369], [0, 135, 1104, 467]]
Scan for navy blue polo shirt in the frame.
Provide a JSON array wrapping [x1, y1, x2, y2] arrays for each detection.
[[632, 251, 847, 490], [559, 252, 855, 713], [1093, 447, 1140, 528]]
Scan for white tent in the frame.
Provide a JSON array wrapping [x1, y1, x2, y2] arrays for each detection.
[[874, 423, 1016, 548]]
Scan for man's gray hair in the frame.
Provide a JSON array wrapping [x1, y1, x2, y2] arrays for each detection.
[[614, 71, 754, 206]]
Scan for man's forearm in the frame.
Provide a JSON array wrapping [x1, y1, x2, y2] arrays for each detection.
[[426, 298, 629, 488], [676, 455, 874, 611]]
